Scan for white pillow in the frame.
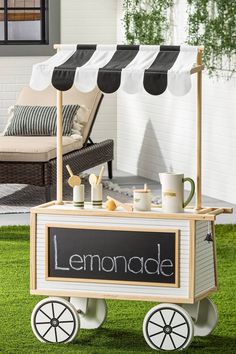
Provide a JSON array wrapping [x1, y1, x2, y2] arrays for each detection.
[[71, 104, 91, 142]]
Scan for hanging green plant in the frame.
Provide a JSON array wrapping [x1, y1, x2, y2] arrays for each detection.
[[187, 0, 236, 77], [123, 0, 174, 45]]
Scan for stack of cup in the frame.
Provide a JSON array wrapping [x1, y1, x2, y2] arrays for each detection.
[[73, 185, 85, 208], [89, 166, 104, 208], [66, 165, 85, 208], [91, 183, 103, 208]]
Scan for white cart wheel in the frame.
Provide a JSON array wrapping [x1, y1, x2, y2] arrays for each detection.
[[183, 298, 218, 337], [70, 297, 107, 329], [143, 303, 194, 351], [31, 297, 80, 343]]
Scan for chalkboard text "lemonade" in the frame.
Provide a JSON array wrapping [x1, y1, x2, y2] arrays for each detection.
[[54, 235, 174, 277]]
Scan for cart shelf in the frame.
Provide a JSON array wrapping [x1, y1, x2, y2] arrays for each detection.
[[31, 201, 232, 221]]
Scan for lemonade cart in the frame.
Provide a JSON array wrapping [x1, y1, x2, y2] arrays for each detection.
[[29, 44, 232, 351]]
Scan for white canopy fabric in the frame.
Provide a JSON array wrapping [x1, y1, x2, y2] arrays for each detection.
[[30, 44, 198, 96]]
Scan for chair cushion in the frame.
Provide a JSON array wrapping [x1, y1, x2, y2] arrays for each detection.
[[15, 86, 103, 143], [0, 136, 83, 162], [4, 104, 79, 136]]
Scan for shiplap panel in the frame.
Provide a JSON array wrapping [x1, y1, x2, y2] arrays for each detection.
[[35, 214, 190, 299], [195, 221, 216, 295]]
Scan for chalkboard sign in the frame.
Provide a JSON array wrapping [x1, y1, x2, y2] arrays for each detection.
[[45, 225, 179, 287]]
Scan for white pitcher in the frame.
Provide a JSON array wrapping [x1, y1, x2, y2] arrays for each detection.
[[159, 172, 195, 213]]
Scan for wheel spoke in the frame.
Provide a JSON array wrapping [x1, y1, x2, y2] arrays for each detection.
[[52, 302, 55, 319], [54, 327, 58, 343], [149, 330, 164, 338], [172, 322, 186, 330], [36, 321, 51, 325], [172, 331, 187, 339], [149, 320, 163, 329], [169, 311, 176, 326], [160, 333, 167, 349], [58, 325, 70, 337], [39, 308, 52, 321], [42, 325, 52, 338], [169, 333, 176, 349], [160, 310, 167, 326], [59, 320, 74, 324], [57, 307, 67, 320]]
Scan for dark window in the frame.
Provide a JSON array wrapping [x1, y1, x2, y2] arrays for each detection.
[[0, 0, 48, 44]]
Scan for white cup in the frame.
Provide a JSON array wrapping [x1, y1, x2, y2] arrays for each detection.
[[73, 185, 84, 208], [91, 183, 103, 208], [133, 189, 152, 211]]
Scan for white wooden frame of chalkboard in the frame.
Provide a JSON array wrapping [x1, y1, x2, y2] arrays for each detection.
[[44, 224, 180, 288]]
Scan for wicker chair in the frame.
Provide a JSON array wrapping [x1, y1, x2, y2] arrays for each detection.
[[0, 86, 114, 201]]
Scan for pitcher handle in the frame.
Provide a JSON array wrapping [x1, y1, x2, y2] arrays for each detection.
[[183, 177, 195, 208]]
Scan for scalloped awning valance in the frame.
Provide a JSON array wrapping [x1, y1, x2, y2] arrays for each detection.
[[30, 44, 198, 96]]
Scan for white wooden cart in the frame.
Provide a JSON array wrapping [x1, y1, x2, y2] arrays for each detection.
[[30, 45, 232, 351]]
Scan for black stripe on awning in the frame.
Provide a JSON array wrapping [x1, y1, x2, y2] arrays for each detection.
[[52, 44, 97, 91], [97, 45, 140, 94], [144, 45, 180, 95]]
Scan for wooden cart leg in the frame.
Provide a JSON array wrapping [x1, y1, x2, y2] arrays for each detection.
[[107, 160, 113, 179], [56, 90, 64, 205], [196, 49, 203, 210]]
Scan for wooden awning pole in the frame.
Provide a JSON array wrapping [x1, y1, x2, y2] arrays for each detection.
[[196, 48, 203, 210], [56, 89, 64, 205]]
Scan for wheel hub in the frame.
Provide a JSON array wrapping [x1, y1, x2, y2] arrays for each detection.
[[51, 318, 59, 327], [163, 325, 172, 334]]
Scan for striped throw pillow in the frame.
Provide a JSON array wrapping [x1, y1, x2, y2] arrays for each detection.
[[4, 105, 80, 136]]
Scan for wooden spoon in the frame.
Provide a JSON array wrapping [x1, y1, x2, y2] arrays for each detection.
[[107, 196, 133, 212], [66, 165, 81, 188], [97, 165, 105, 185], [89, 173, 98, 186]]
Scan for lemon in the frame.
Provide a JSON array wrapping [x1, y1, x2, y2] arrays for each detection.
[[106, 199, 117, 211]]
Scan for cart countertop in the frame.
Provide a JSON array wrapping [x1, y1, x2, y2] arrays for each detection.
[[31, 201, 232, 221]]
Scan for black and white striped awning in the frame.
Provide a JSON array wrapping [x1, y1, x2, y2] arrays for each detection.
[[30, 44, 198, 96]]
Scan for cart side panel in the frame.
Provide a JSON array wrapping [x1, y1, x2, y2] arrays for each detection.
[[195, 221, 216, 297], [33, 213, 192, 302]]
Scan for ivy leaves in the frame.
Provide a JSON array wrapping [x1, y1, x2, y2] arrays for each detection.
[[123, 0, 236, 77], [123, 0, 173, 45], [187, 0, 236, 77]]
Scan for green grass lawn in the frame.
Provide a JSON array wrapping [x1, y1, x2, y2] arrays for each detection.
[[0, 225, 235, 354]]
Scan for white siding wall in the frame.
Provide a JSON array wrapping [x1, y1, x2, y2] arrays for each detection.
[[0, 57, 44, 132], [117, 0, 236, 204], [195, 221, 216, 296], [60, 0, 117, 146], [0, 0, 118, 160]]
